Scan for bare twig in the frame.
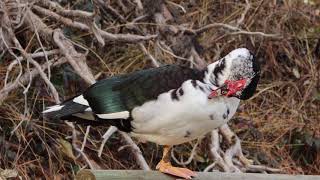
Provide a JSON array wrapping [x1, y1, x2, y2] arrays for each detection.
[[236, 0, 251, 27], [245, 164, 282, 173], [27, 56, 60, 103], [38, 0, 93, 19], [94, 0, 126, 23], [10, 33, 60, 103], [156, 41, 189, 61], [194, 23, 281, 38], [171, 139, 200, 166], [203, 162, 217, 172], [139, 43, 160, 67], [32, 5, 89, 30], [167, 1, 186, 14], [98, 126, 118, 157], [0, 4, 60, 103], [133, 0, 143, 10], [32, 5, 157, 43], [0, 58, 67, 103], [119, 132, 151, 170], [5, 50, 59, 74], [190, 46, 207, 69], [53, 29, 95, 85], [67, 122, 101, 170], [81, 126, 91, 152]]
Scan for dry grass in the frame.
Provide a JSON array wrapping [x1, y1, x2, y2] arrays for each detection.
[[0, 0, 320, 179]]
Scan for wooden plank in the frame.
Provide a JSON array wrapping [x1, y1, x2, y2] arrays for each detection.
[[76, 170, 320, 180]]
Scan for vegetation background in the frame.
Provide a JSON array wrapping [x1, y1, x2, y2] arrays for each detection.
[[0, 0, 319, 179]]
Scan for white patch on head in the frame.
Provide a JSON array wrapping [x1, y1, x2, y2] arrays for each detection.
[[228, 48, 250, 59], [42, 105, 64, 113], [73, 95, 89, 106], [204, 48, 255, 89], [97, 111, 129, 119]]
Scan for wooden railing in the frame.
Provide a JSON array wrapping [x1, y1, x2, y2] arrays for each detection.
[[76, 170, 319, 180]]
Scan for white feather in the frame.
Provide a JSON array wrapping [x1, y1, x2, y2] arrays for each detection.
[[85, 107, 92, 112], [97, 111, 130, 119], [228, 48, 250, 58], [73, 95, 89, 106], [130, 79, 240, 145], [42, 105, 64, 113]]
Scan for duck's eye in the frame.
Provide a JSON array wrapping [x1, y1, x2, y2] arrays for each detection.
[[221, 90, 228, 95]]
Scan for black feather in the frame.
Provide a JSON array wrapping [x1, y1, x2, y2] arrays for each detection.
[[43, 99, 88, 120], [239, 54, 261, 100]]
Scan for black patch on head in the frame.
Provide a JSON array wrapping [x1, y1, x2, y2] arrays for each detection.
[[239, 54, 261, 100], [171, 89, 179, 101], [184, 130, 191, 138], [197, 67, 208, 83], [209, 114, 214, 120], [191, 80, 197, 88], [199, 86, 204, 92], [178, 88, 184, 96], [202, 67, 208, 76], [213, 58, 226, 85], [227, 108, 230, 115], [223, 113, 228, 119]]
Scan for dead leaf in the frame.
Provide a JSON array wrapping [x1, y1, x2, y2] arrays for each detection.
[[58, 138, 76, 161], [292, 67, 300, 79]]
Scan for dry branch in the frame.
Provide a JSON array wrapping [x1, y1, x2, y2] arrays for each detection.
[[32, 5, 157, 43], [38, 0, 93, 19], [119, 132, 151, 170], [53, 29, 95, 85], [194, 23, 281, 38], [0, 58, 67, 103]]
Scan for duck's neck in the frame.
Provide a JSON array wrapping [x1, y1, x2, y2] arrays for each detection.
[[202, 58, 231, 90]]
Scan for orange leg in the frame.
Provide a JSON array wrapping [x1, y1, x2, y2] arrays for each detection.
[[156, 145, 197, 179]]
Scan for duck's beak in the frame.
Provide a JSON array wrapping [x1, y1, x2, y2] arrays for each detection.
[[208, 79, 247, 99], [225, 79, 247, 97]]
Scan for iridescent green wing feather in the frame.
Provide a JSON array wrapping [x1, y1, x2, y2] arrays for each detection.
[[83, 65, 203, 114]]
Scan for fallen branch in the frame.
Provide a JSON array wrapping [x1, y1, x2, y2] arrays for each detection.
[[0, 58, 67, 103], [98, 126, 118, 157], [32, 5, 157, 43], [53, 29, 95, 85], [236, 0, 251, 27], [194, 23, 281, 38], [171, 139, 200, 166], [139, 43, 160, 67], [119, 132, 151, 170], [37, 0, 93, 19]]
